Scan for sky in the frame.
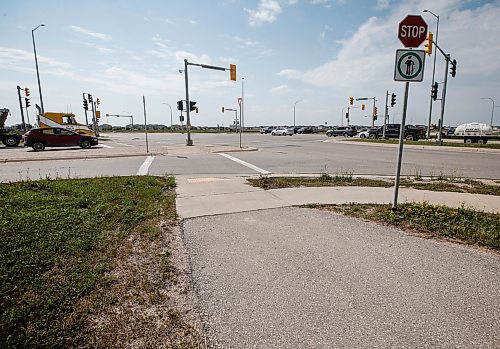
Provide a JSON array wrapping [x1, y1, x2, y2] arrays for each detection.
[[1, 0, 499, 128]]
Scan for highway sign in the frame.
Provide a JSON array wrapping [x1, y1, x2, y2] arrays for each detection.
[[394, 49, 425, 82], [398, 15, 428, 48]]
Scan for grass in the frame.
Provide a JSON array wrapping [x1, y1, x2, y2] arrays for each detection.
[[349, 138, 500, 148], [0, 176, 202, 348], [248, 175, 500, 196], [319, 202, 500, 250]]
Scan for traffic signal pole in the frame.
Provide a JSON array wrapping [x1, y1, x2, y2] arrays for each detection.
[[383, 91, 389, 139], [83, 93, 89, 125], [184, 59, 192, 146], [437, 55, 450, 145], [16, 86, 27, 132]]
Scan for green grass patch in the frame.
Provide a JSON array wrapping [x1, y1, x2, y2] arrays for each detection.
[[400, 178, 500, 196], [0, 176, 176, 348], [247, 175, 392, 190], [349, 138, 500, 148], [322, 203, 500, 250]]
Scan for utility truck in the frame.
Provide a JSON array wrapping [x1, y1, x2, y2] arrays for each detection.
[[453, 122, 498, 144], [37, 110, 95, 135], [0, 108, 23, 147]]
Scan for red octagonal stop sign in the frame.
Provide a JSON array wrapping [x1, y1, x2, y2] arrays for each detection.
[[398, 15, 428, 48]]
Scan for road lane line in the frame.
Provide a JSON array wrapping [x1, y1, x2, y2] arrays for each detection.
[[219, 153, 271, 174], [114, 142, 135, 147], [99, 144, 114, 148], [137, 156, 155, 175]]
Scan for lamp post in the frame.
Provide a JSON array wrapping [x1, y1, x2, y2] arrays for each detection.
[[423, 10, 439, 139], [162, 102, 173, 130], [32, 24, 45, 114], [293, 100, 302, 127], [481, 97, 495, 126]]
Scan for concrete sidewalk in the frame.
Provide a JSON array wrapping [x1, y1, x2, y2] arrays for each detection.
[[176, 175, 500, 218]]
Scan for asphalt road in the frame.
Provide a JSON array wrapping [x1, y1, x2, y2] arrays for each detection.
[[1, 132, 499, 181], [184, 207, 500, 348]]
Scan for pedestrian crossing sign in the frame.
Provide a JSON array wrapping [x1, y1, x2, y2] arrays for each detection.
[[394, 49, 425, 82]]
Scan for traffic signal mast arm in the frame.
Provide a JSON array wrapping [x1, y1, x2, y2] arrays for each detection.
[[430, 37, 455, 66]]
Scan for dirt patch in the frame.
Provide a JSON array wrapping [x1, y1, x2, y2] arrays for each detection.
[[83, 220, 206, 348]]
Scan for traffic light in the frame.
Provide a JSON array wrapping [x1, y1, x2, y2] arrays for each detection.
[[349, 96, 354, 105], [179, 115, 184, 122], [189, 101, 197, 111], [25, 98, 31, 108], [83, 99, 89, 110], [88, 94, 93, 103], [230, 64, 236, 81], [373, 115, 377, 121], [177, 100, 183, 111], [391, 93, 396, 107], [374, 106, 378, 115], [361, 104, 365, 111], [24, 87, 30, 97], [450, 59, 457, 77], [345, 112, 349, 119], [96, 98, 100, 106], [424, 32, 433, 56], [221, 107, 225, 113], [431, 82, 438, 101]]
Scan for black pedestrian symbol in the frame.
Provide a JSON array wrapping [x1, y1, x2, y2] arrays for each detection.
[[405, 56, 415, 75]]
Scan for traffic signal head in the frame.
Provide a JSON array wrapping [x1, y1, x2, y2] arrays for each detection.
[[83, 99, 88, 110], [361, 104, 365, 111], [177, 100, 183, 111], [374, 106, 378, 115], [88, 94, 93, 103], [25, 98, 31, 108], [431, 82, 438, 101], [391, 93, 397, 107], [424, 32, 433, 56], [189, 101, 197, 111], [345, 112, 349, 119], [450, 59, 457, 78], [349, 96, 354, 105], [230, 64, 236, 81], [96, 98, 100, 106], [221, 107, 225, 113], [24, 87, 30, 97]]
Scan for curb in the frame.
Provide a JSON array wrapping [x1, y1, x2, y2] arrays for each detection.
[[1, 152, 164, 163]]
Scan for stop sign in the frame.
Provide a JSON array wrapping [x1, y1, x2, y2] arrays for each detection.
[[398, 15, 428, 48]]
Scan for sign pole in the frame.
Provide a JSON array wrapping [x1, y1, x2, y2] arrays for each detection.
[[392, 81, 410, 210], [143, 95, 149, 153]]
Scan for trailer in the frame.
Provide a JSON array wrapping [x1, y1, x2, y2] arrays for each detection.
[[453, 122, 498, 144], [0, 108, 23, 147]]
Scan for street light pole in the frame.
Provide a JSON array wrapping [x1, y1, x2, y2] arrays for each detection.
[[32, 24, 45, 114], [423, 10, 439, 139], [481, 98, 495, 126], [293, 100, 302, 127], [162, 103, 173, 130]]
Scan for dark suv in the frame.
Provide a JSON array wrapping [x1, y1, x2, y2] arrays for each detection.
[[326, 126, 357, 137], [23, 127, 98, 151], [367, 124, 424, 141]]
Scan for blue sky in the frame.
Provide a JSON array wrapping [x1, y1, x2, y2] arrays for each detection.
[[1, 0, 499, 127]]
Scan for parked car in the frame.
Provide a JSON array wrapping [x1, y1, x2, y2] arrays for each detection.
[[23, 127, 99, 151], [297, 126, 318, 134], [326, 126, 357, 137], [260, 126, 275, 134], [271, 127, 293, 136]]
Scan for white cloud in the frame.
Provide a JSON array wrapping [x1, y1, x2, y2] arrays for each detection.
[[0, 47, 72, 76], [175, 51, 211, 65], [69, 25, 111, 41], [245, 0, 283, 27], [270, 84, 290, 93], [375, 0, 390, 10], [189, 19, 197, 25]]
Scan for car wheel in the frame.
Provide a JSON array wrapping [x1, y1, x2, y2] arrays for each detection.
[[405, 134, 415, 141], [271, 132, 275, 136], [369, 134, 376, 139], [80, 139, 92, 149], [477, 139, 485, 144], [4, 136, 20, 147], [360, 134, 366, 139], [343, 133, 348, 137], [32, 141, 45, 151], [326, 132, 332, 137]]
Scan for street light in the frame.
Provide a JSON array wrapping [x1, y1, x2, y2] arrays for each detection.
[[293, 100, 302, 127], [423, 9, 439, 138], [162, 102, 173, 130], [480, 97, 495, 126], [32, 24, 45, 114]]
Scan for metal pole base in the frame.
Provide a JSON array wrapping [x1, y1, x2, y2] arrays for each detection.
[[186, 139, 193, 146]]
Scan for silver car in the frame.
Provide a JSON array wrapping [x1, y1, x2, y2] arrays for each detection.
[[271, 127, 294, 136]]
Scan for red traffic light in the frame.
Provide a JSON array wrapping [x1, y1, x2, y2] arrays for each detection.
[[24, 88, 30, 97]]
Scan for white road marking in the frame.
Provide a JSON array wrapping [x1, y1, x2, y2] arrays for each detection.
[[137, 156, 155, 175], [99, 144, 114, 148], [114, 142, 135, 147], [219, 153, 271, 175]]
